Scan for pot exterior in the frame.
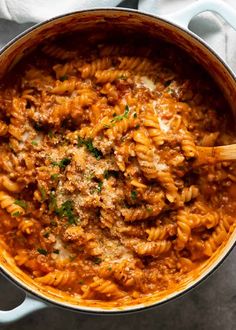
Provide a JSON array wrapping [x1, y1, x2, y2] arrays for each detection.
[[0, 8, 236, 314]]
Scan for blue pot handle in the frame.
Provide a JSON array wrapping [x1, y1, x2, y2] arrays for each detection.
[[0, 295, 48, 324], [163, 0, 236, 30]]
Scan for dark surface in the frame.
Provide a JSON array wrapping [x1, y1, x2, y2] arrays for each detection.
[[0, 249, 236, 330]]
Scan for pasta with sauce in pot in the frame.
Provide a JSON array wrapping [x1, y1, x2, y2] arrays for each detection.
[[0, 35, 235, 306]]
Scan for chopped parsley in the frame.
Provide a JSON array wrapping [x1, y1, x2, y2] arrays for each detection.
[[53, 249, 60, 254], [97, 181, 103, 193], [31, 140, 38, 146], [14, 199, 27, 209], [118, 74, 127, 80], [51, 158, 71, 169], [37, 248, 48, 256], [39, 186, 46, 202], [77, 137, 102, 160], [50, 221, 58, 227], [51, 173, 59, 180], [11, 211, 21, 217], [107, 267, 112, 271], [34, 123, 43, 131], [85, 171, 95, 181], [92, 257, 102, 265], [167, 88, 175, 96], [56, 200, 78, 225], [131, 190, 138, 200], [103, 170, 119, 179], [133, 112, 137, 118], [49, 192, 57, 212], [43, 231, 50, 238], [48, 130, 54, 138], [111, 105, 129, 123], [135, 124, 140, 129], [164, 80, 171, 87], [59, 74, 68, 82], [79, 280, 84, 285], [146, 206, 153, 213]]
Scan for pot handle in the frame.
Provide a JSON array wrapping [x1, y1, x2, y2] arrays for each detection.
[[162, 0, 236, 30], [0, 295, 48, 324]]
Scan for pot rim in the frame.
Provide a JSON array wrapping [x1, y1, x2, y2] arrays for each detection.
[[0, 7, 235, 314]]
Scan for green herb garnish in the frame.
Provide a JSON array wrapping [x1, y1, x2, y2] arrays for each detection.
[[14, 200, 27, 209], [37, 248, 48, 256], [164, 80, 171, 87], [85, 171, 95, 181], [146, 207, 153, 213], [11, 211, 21, 217], [131, 190, 138, 200], [31, 140, 38, 146], [79, 280, 84, 285], [43, 231, 50, 238], [51, 173, 59, 180], [167, 88, 175, 96], [133, 112, 137, 118], [77, 137, 102, 160], [111, 105, 129, 123], [118, 74, 127, 80], [53, 249, 60, 254], [103, 170, 119, 179], [92, 257, 102, 265], [59, 75, 68, 82], [48, 130, 54, 138], [34, 123, 43, 131], [56, 200, 78, 224], [97, 181, 103, 193], [49, 192, 57, 212], [51, 158, 71, 170], [59, 158, 71, 168], [39, 186, 46, 202]]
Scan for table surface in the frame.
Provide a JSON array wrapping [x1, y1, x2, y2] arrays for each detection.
[[0, 7, 236, 329]]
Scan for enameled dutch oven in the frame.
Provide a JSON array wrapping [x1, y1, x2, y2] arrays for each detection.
[[1, 0, 236, 324]]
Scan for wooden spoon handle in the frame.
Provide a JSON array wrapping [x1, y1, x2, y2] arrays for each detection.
[[195, 144, 236, 166]]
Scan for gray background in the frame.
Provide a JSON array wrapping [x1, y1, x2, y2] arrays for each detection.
[[0, 0, 236, 328]]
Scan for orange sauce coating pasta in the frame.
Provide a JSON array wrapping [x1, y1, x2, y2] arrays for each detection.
[[0, 35, 236, 304]]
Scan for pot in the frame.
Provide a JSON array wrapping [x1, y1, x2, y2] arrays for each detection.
[[0, 0, 236, 324]]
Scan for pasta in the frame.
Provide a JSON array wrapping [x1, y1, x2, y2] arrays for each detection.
[[0, 35, 235, 307]]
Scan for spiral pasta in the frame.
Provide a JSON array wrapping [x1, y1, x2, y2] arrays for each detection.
[[82, 277, 125, 299], [36, 270, 77, 288], [126, 238, 172, 256], [95, 69, 130, 83], [0, 191, 25, 216], [142, 113, 164, 146], [80, 57, 112, 78]]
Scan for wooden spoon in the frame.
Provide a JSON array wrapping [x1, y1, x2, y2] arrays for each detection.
[[194, 144, 236, 166]]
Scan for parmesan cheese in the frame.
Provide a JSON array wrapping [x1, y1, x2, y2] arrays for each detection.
[[135, 76, 156, 91], [52, 238, 71, 260], [158, 118, 170, 132]]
